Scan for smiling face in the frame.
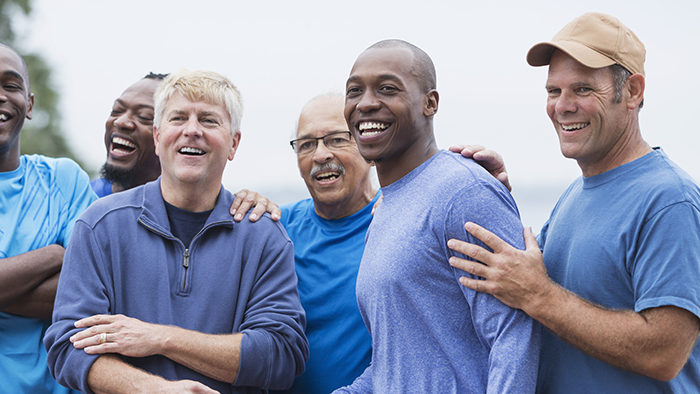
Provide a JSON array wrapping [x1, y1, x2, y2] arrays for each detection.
[[345, 47, 438, 186], [546, 50, 635, 176], [0, 45, 33, 171], [154, 92, 239, 200], [296, 95, 374, 219], [102, 78, 161, 189]]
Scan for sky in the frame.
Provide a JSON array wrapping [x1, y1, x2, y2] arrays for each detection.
[[12, 0, 700, 230]]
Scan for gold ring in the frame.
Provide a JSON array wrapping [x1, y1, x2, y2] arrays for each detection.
[[100, 332, 107, 344]]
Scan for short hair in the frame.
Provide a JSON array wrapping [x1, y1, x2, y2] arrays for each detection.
[[153, 69, 243, 134], [144, 72, 169, 81], [367, 39, 436, 93], [0, 43, 31, 96], [293, 91, 344, 139], [609, 64, 643, 109]]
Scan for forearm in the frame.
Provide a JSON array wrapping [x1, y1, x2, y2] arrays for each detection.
[[2, 272, 59, 319], [88, 354, 169, 394], [0, 244, 64, 308], [528, 282, 699, 380], [159, 325, 242, 384]]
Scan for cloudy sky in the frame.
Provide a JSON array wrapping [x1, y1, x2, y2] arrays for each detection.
[[14, 0, 700, 229]]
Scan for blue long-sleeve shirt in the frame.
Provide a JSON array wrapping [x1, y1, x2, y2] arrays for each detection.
[[44, 178, 308, 393]]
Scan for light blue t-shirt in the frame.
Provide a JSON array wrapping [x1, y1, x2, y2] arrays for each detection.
[[0, 155, 96, 394], [336, 150, 540, 394], [274, 193, 379, 394], [537, 148, 700, 393]]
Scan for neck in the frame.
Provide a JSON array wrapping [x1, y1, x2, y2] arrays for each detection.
[[314, 187, 378, 220], [0, 143, 21, 173], [376, 132, 439, 187], [579, 121, 651, 177], [160, 180, 220, 212]]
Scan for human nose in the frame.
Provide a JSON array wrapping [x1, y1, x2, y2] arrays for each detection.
[[356, 91, 381, 113], [183, 118, 202, 137], [114, 112, 135, 130], [313, 139, 334, 163], [553, 91, 577, 115]]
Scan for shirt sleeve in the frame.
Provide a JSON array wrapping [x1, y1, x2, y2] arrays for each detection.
[[55, 158, 98, 247], [234, 220, 309, 390], [44, 218, 109, 393], [633, 201, 700, 319], [444, 180, 540, 393]]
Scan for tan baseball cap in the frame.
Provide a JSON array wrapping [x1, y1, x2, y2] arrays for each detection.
[[527, 12, 646, 76]]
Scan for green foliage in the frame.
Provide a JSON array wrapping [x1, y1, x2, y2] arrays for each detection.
[[1, 0, 88, 170]]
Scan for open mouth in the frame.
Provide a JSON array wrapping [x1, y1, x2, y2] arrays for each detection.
[[310, 163, 345, 183], [179, 146, 205, 156], [111, 136, 137, 154], [561, 123, 589, 132], [358, 121, 390, 137]]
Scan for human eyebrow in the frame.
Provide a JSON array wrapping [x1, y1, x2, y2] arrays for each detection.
[[2, 70, 27, 88]]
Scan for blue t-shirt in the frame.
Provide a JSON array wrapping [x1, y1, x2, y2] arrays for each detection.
[[0, 155, 96, 394], [336, 150, 540, 394], [275, 193, 378, 394], [537, 148, 700, 393], [89, 177, 113, 198]]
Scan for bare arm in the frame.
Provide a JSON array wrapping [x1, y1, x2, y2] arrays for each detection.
[[72, 314, 243, 384], [0, 244, 63, 310], [87, 354, 218, 394], [449, 144, 511, 191], [230, 189, 281, 222], [2, 272, 59, 319], [448, 223, 700, 381]]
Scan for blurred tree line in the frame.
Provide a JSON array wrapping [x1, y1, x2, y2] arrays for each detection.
[[1, 0, 86, 170]]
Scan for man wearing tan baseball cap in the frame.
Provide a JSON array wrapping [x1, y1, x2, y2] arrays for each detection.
[[447, 12, 700, 393]]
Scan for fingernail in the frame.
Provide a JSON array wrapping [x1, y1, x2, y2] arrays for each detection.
[[250, 213, 257, 221], [231, 209, 236, 215], [235, 213, 242, 221], [447, 240, 455, 248], [465, 222, 473, 231]]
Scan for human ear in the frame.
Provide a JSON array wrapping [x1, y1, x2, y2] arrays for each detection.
[[626, 74, 645, 110], [424, 90, 439, 116]]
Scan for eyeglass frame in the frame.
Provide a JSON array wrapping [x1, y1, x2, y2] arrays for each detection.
[[289, 131, 354, 155]]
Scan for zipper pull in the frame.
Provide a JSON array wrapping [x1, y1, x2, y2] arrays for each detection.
[[183, 249, 190, 268]]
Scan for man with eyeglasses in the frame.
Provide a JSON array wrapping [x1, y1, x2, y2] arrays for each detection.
[[274, 93, 378, 394]]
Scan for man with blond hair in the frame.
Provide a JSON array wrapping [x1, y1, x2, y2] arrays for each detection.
[[44, 69, 308, 393]]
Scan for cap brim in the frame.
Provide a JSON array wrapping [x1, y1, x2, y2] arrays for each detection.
[[527, 41, 616, 69]]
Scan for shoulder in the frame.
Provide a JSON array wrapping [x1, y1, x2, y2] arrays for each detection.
[[79, 184, 145, 228], [280, 198, 313, 227]]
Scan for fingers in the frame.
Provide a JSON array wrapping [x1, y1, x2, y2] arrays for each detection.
[[371, 194, 383, 215], [524, 227, 539, 251], [464, 222, 510, 253], [448, 144, 486, 158], [249, 198, 281, 222], [231, 189, 255, 221], [231, 190, 280, 222]]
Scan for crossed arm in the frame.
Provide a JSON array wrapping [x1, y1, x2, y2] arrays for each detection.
[[448, 223, 700, 381], [68, 314, 237, 393], [0, 244, 64, 319]]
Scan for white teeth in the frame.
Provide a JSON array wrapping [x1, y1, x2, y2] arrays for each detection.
[[0, 114, 6, 121], [112, 137, 136, 148], [179, 146, 204, 155], [561, 123, 589, 131], [358, 122, 389, 131]]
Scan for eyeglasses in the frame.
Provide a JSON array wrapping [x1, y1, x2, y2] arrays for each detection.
[[290, 131, 353, 155]]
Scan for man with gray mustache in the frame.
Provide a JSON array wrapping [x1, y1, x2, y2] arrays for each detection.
[[275, 93, 378, 394]]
